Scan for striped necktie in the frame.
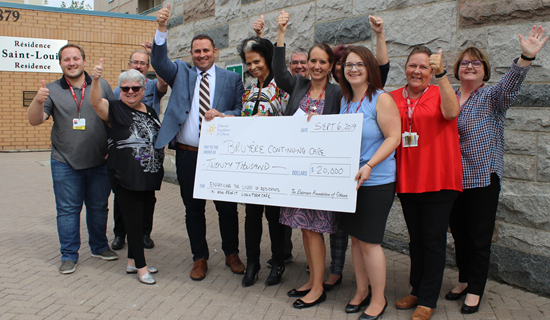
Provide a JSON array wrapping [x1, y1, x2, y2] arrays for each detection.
[[198, 71, 210, 133]]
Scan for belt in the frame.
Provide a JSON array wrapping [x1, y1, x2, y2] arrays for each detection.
[[176, 143, 198, 152]]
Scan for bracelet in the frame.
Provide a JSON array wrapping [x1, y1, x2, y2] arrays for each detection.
[[436, 75, 447, 81], [366, 163, 373, 169], [521, 54, 536, 61], [435, 70, 447, 78]]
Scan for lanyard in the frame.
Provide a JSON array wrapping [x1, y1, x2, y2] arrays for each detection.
[[306, 81, 327, 113], [403, 85, 429, 132], [65, 77, 86, 118], [346, 91, 367, 114], [457, 84, 484, 111]]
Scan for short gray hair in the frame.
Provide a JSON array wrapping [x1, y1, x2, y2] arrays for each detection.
[[289, 47, 308, 64], [118, 69, 146, 87]]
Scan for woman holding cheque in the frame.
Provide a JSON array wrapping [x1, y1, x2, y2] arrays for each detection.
[[391, 46, 462, 320], [273, 10, 342, 309], [230, 35, 290, 287], [337, 46, 401, 320], [90, 62, 164, 285]]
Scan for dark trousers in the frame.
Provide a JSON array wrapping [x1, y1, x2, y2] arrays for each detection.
[[283, 225, 293, 256], [113, 185, 156, 269], [399, 191, 459, 309], [113, 195, 153, 238], [176, 149, 239, 261], [329, 228, 348, 275], [245, 204, 285, 266], [450, 173, 501, 297]]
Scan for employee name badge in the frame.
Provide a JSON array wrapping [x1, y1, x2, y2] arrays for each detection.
[[73, 118, 86, 130], [402, 132, 419, 147]]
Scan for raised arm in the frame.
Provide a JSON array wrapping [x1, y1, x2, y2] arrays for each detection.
[[27, 80, 49, 126], [273, 11, 297, 94], [517, 25, 548, 68], [355, 93, 401, 188], [140, 40, 169, 94], [430, 49, 460, 120], [369, 15, 389, 66], [151, 3, 178, 87], [90, 58, 110, 123]]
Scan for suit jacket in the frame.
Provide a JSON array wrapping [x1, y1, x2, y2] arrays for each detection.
[[272, 46, 342, 116], [151, 41, 244, 148]]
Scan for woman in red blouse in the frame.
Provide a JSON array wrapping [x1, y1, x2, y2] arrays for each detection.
[[390, 46, 462, 320]]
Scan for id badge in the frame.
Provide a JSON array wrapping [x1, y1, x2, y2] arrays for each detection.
[[402, 132, 411, 147], [73, 118, 86, 130], [410, 132, 419, 147]]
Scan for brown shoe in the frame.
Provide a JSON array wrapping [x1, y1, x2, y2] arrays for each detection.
[[396, 294, 418, 310], [190, 258, 207, 281], [411, 305, 434, 320], [225, 253, 245, 274]]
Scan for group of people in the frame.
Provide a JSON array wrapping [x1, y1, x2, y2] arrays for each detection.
[[27, 3, 547, 320]]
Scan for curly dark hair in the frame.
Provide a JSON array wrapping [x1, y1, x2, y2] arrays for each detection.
[[237, 36, 274, 73]]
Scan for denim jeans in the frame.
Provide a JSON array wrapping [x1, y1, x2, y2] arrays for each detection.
[[51, 159, 111, 262]]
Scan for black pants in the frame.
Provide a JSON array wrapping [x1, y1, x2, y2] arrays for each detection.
[[399, 191, 459, 309], [176, 148, 239, 261], [450, 173, 501, 297], [245, 204, 285, 266], [113, 195, 153, 238], [283, 225, 293, 256], [113, 185, 156, 269]]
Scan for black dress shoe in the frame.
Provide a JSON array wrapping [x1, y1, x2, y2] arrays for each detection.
[[358, 297, 387, 320], [445, 288, 467, 300], [345, 289, 372, 313], [265, 264, 285, 286], [287, 288, 311, 297], [461, 299, 481, 314], [293, 291, 326, 309], [323, 274, 343, 291], [111, 236, 125, 250], [143, 235, 155, 249], [242, 264, 260, 287]]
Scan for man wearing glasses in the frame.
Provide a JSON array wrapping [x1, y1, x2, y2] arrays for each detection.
[[110, 48, 168, 251], [289, 47, 309, 77]]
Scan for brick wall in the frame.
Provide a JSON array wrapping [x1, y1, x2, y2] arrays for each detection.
[[0, 2, 157, 150]]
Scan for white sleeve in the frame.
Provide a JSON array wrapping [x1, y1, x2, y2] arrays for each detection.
[[154, 29, 168, 46]]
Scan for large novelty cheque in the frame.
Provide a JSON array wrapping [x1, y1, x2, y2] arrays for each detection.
[[193, 114, 363, 213]]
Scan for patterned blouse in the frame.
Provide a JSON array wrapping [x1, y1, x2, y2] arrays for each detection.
[[241, 75, 288, 117], [457, 58, 530, 189]]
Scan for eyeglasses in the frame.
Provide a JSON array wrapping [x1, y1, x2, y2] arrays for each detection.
[[344, 62, 366, 70], [459, 60, 483, 68], [291, 60, 307, 65], [120, 86, 143, 92], [129, 60, 148, 66]]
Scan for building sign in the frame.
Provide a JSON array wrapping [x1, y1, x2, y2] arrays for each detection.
[[23, 91, 37, 107], [226, 64, 243, 81], [0, 36, 68, 73]]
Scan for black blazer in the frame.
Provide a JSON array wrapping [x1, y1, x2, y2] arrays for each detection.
[[272, 46, 342, 116]]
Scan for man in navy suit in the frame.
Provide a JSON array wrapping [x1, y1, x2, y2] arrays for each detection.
[[151, 4, 245, 281]]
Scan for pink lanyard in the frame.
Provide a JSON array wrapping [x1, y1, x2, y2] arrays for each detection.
[[306, 81, 327, 113], [65, 77, 86, 118], [403, 85, 429, 132], [346, 92, 367, 114]]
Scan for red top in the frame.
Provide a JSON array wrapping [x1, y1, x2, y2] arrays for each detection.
[[390, 86, 462, 194]]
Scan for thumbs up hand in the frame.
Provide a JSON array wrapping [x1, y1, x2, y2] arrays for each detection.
[[92, 58, 104, 80], [429, 49, 444, 75], [157, 3, 171, 29], [253, 15, 265, 37], [36, 80, 50, 103], [278, 10, 289, 33]]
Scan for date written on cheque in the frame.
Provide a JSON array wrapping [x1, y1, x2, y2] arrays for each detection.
[[309, 163, 351, 177], [309, 121, 357, 132]]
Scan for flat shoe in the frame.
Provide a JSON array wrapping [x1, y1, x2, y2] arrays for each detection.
[[293, 291, 326, 309], [358, 297, 387, 320], [461, 300, 481, 314], [445, 288, 467, 300], [345, 289, 372, 313], [138, 272, 156, 285], [126, 265, 158, 274], [287, 288, 311, 297], [323, 274, 343, 291]]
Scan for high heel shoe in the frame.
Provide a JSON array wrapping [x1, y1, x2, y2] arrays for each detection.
[[265, 264, 285, 286], [445, 288, 467, 300], [242, 264, 260, 287], [323, 274, 343, 291], [293, 291, 326, 309], [358, 297, 387, 320], [345, 286, 372, 313], [461, 298, 481, 314]]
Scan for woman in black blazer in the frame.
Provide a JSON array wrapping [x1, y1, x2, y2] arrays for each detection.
[[273, 10, 343, 310]]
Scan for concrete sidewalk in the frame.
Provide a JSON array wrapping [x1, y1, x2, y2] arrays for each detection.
[[1, 151, 549, 320]]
